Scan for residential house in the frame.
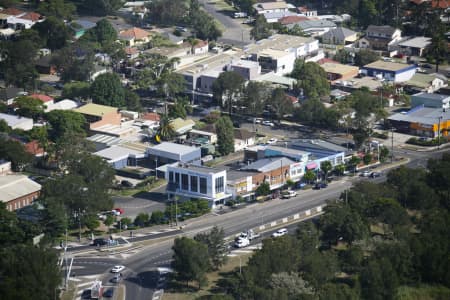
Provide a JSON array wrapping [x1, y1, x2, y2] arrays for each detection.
[[0, 160, 12, 175], [297, 6, 317, 17], [30, 93, 54, 105], [188, 129, 218, 145], [322, 27, 358, 45], [320, 62, 359, 82], [170, 118, 195, 135], [411, 92, 450, 109], [358, 25, 402, 51], [118, 27, 152, 46], [0, 174, 41, 211], [279, 15, 310, 26], [0, 113, 33, 131], [254, 1, 290, 14], [240, 157, 294, 191], [0, 87, 24, 105], [192, 40, 209, 55], [74, 103, 121, 130], [6, 11, 44, 30], [405, 73, 447, 93], [234, 128, 255, 151], [263, 11, 297, 23], [288, 19, 337, 36], [360, 60, 416, 82], [394, 36, 431, 57], [35, 55, 57, 75], [45, 99, 79, 112], [125, 47, 139, 59]]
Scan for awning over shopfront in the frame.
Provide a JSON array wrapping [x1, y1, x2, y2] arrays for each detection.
[[306, 162, 318, 170]]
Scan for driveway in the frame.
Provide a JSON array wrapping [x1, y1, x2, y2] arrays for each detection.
[[113, 193, 166, 220]]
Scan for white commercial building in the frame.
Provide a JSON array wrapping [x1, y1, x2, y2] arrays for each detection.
[[166, 163, 231, 208]]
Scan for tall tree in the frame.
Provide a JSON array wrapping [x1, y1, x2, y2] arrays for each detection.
[[354, 49, 380, 67], [0, 137, 33, 171], [212, 71, 245, 116], [15, 96, 45, 120], [194, 226, 228, 270], [291, 61, 329, 98], [268, 88, 293, 122], [91, 73, 125, 107], [172, 237, 210, 289], [157, 115, 176, 141], [33, 16, 72, 50], [251, 15, 271, 41], [242, 81, 269, 115], [0, 245, 61, 300], [46, 110, 87, 141], [38, 0, 76, 20], [215, 116, 235, 156]]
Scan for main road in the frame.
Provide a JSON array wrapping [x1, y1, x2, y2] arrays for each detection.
[[70, 148, 449, 299]]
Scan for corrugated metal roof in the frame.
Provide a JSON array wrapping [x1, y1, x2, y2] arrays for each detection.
[[240, 157, 295, 172], [0, 175, 41, 203]]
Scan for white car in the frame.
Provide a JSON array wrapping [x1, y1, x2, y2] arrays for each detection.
[[267, 138, 278, 144], [254, 118, 263, 124], [281, 190, 297, 199], [361, 170, 371, 177], [262, 120, 275, 127], [111, 265, 125, 273], [235, 238, 250, 248], [272, 228, 288, 238]]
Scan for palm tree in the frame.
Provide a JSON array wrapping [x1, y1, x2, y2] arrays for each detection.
[[157, 115, 176, 141]]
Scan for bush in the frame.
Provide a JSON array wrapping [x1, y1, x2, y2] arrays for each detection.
[[134, 213, 149, 227], [150, 210, 165, 225], [407, 137, 447, 147], [372, 132, 388, 139], [256, 182, 270, 196]]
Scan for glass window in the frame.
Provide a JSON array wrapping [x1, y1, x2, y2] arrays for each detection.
[[175, 172, 180, 184], [215, 176, 224, 193], [190, 175, 198, 192], [169, 171, 174, 182], [199, 177, 207, 194], [181, 174, 189, 190]]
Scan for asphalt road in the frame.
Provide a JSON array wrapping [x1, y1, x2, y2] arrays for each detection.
[[198, 0, 252, 47], [68, 148, 449, 300]]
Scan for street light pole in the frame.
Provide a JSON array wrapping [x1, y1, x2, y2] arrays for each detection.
[[438, 116, 443, 150], [391, 127, 394, 163], [78, 208, 82, 242]]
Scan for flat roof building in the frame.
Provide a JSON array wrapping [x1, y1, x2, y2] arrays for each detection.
[[360, 60, 416, 82], [147, 142, 201, 165]]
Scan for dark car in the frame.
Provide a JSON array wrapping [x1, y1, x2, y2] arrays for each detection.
[[313, 182, 328, 190], [81, 289, 91, 299], [422, 63, 432, 69], [370, 172, 381, 178], [103, 288, 114, 297], [121, 180, 134, 188], [92, 238, 107, 246]]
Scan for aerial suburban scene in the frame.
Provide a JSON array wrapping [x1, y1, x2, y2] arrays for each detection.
[[0, 0, 450, 299]]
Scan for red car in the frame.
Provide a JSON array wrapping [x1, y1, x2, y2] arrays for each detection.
[[113, 208, 124, 215]]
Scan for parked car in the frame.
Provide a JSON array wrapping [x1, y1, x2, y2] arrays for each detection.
[[262, 120, 275, 127], [281, 190, 297, 199], [361, 170, 371, 177], [92, 238, 107, 246], [234, 237, 250, 248], [267, 138, 278, 144], [272, 228, 288, 238], [112, 208, 124, 216], [370, 172, 381, 178], [111, 265, 125, 273], [254, 118, 263, 124], [121, 180, 134, 188], [313, 182, 328, 190], [103, 288, 114, 297]]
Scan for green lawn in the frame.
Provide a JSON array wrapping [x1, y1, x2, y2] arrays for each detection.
[[396, 285, 450, 300]]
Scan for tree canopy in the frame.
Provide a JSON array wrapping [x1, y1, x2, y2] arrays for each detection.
[[215, 116, 235, 156], [212, 71, 245, 115], [291, 60, 330, 98], [91, 73, 125, 107]]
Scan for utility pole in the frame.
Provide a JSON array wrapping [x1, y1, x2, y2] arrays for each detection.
[[78, 208, 82, 242], [391, 127, 394, 163], [438, 116, 443, 150]]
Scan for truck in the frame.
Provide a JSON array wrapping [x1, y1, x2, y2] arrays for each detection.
[[233, 12, 248, 18], [237, 229, 260, 241]]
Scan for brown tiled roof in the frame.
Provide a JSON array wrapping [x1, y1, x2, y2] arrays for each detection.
[[119, 27, 151, 40], [279, 15, 309, 25], [30, 93, 53, 103], [193, 40, 208, 48], [125, 47, 139, 55], [20, 12, 42, 21], [2, 8, 24, 16], [141, 112, 160, 122]]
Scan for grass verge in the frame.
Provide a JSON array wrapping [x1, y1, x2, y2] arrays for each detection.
[[395, 284, 450, 300], [163, 253, 252, 300], [60, 282, 76, 300]]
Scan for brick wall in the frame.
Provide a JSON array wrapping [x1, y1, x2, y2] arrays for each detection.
[[5, 191, 40, 211]]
